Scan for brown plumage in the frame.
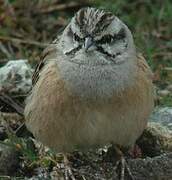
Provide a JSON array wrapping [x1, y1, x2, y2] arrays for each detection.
[[25, 8, 154, 154], [25, 48, 154, 153]]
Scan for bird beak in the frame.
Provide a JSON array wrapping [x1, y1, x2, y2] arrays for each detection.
[[84, 37, 93, 52]]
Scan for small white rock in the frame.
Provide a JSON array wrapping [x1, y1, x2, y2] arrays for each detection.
[[158, 89, 170, 97], [0, 60, 33, 94], [167, 84, 172, 92], [149, 107, 172, 131]]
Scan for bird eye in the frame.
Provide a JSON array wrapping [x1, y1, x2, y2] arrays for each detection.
[[96, 28, 126, 44], [73, 33, 83, 42], [96, 35, 113, 44], [115, 28, 126, 41]]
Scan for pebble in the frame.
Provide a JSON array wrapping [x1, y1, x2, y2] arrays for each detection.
[[158, 90, 170, 97], [0, 144, 20, 176]]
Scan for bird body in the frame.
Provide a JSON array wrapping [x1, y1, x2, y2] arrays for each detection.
[[24, 7, 154, 153]]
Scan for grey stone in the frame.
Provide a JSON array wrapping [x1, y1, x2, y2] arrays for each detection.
[[149, 107, 172, 131], [158, 90, 170, 97], [129, 153, 172, 180], [167, 84, 172, 92], [137, 122, 172, 156], [0, 143, 20, 176], [0, 60, 33, 94]]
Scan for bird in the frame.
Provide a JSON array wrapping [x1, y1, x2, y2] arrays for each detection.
[[24, 7, 154, 180]]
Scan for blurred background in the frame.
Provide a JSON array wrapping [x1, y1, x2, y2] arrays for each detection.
[[0, 0, 172, 106]]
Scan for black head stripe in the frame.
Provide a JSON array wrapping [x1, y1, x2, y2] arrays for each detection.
[[115, 28, 126, 40], [96, 28, 126, 44], [94, 13, 114, 33], [97, 46, 117, 58], [75, 8, 115, 36], [76, 8, 85, 26]]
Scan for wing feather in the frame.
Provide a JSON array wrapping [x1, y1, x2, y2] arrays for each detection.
[[137, 53, 153, 80], [32, 44, 58, 86]]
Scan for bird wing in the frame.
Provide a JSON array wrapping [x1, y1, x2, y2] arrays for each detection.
[[32, 44, 58, 86], [137, 53, 153, 81]]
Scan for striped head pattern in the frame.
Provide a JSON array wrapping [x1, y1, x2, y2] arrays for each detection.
[[59, 7, 136, 66]]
